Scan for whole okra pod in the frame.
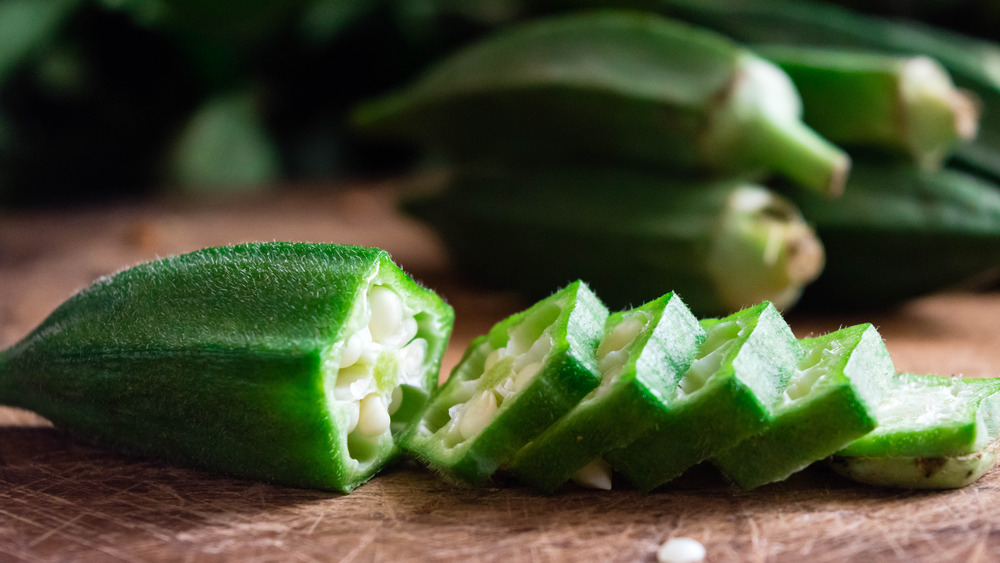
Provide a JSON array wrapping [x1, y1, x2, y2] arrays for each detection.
[[831, 373, 1000, 489], [756, 45, 978, 169], [404, 166, 825, 317], [355, 10, 849, 195], [0, 243, 454, 492]]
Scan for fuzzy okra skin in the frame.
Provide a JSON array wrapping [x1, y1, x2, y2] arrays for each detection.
[[830, 373, 1000, 489], [784, 161, 1000, 309], [756, 46, 978, 169], [404, 166, 825, 317], [603, 302, 800, 492], [0, 243, 454, 492], [400, 281, 608, 486], [354, 10, 848, 195], [508, 292, 706, 493], [713, 324, 894, 490]]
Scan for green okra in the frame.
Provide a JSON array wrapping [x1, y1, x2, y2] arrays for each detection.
[[713, 324, 894, 490], [783, 161, 1000, 309], [508, 292, 706, 493], [400, 281, 608, 486], [830, 373, 1000, 489], [404, 166, 825, 317], [0, 243, 454, 492], [604, 302, 800, 492], [354, 10, 849, 195], [599, 0, 1000, 181], [756, 45, 978, 169]]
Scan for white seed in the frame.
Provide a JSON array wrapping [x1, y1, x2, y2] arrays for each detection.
[[657, 538, 706, 563], [335, 366, 376, 401], [483, 348, 503, 372], [400, 338, 428, 383], [598, 316, 645, 359], [458, 391, 498, 440], [387, 385, 404, 416], [339, 326, 372, 368], [515, 336, 551, 370], [513, 361, 544, 392], [571, 457, 613, 490], [342, 401, 360, 434], [357, 393, 391, 437], [368, 285, 403, 343]]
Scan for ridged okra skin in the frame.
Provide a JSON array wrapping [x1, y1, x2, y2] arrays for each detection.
[[604, 302, 800, 492], [785, 162, 1000, 308], [405, 166, 825, 318], [508, 292, 706, 493], [756, 46, 978, 169], [0, 243, 454, 492], [713, 324, 894, 490], [831, 373, 1000, 489], [355, 10, 848, 195], [400, 281, 608, 486], [612, 0, 1000, 180]]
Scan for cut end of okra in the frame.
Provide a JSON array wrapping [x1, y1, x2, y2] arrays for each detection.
[[830, 373, 1000, 489], [707, 186, 825, 313], [901, 57, 981, 168], [401, 281, 608, 485], [713, 323, 894, 490]]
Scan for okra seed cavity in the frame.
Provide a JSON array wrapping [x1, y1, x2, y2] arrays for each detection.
[[459, 391, 499, 440], [678, 321, 741, 396], [784, 341, 844, 402]]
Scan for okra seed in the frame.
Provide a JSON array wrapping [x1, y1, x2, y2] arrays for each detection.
[[339, 327, 371, 368], [484, 348, 502, 371], [657, 538, 706, 563], [459, 391, 498, 440], [357, 394, 391, 437], [570, 457, 613, 490], [368, 286, 403, 343], [598, 317, 645, 359], [513, 361, 543, 392], [400, 338, 428, 381], [335, 366, 376, 401], [387, 385, 404, 416]]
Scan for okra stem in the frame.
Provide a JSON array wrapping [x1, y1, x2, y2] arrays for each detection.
[[748, 113, 850, 197]]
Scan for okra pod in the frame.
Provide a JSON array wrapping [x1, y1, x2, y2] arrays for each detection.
[[605, 0, 1000, 180], [0, 243, 454, 492], [713, 324, 894, 490], [404, 166, 825, 317], [783, 161, 1000, 308], [508, 292, 705, 493], [400, 281, 608, 485], [830, 373, 1000, 489], [354, 11, 849, 195], [756, 45, 978, 169], [604, 302, 800, 492]]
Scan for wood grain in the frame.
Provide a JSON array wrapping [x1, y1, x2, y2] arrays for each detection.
[[2, 183, 1000, 562]]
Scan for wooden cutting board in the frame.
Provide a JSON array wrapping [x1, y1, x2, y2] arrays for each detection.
[[2, 184, 999, 562]]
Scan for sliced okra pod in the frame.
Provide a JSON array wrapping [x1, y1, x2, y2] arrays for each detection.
[[830, 373, 1000, 489], [404, 166, 825, 317], [756, 45, 978, 169], [713, 324, 894, 490], [0, 243, 454, 492], [604, 302, 800, 492], [400, 281, 608, 485], [354, 10, 849, 195], [508, 292, 706, 493]]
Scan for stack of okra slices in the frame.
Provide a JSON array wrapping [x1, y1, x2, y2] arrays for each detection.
[[400, 282, 1000, 492]]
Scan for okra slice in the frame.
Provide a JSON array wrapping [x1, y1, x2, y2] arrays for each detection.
[[0, 243, 454, 492], [355, 11, 848, 195], [400, 281, 608, 485], [508, 292, 705, 493], [757, 45, 978, 169], [830, 373, 1000, 489], [713, 324, 894, 490], [604, 302, 800, 492]]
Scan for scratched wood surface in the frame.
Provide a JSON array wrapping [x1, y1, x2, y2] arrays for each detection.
[[2, 183, 1000, 562]]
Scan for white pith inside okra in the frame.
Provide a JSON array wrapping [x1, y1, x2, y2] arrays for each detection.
[[782, 339, 847, 403], [440, 303, 562, 446], [678, 320, 742, 397], [569, 311, 650, 490], [324, 282, 428, 463]]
